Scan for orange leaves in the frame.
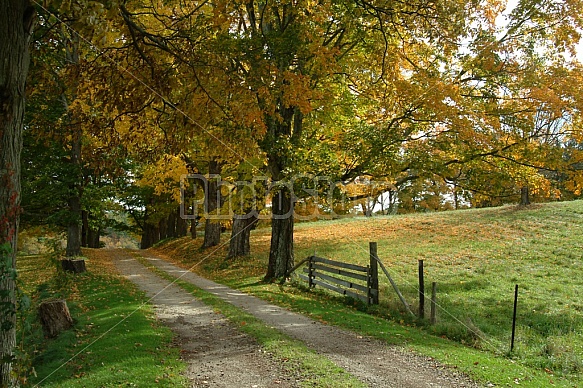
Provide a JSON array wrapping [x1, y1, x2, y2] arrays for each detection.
[[481, 0, 505, 26], [282, 71, 315, 115]]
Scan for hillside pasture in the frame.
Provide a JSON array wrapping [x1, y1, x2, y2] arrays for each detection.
[[156, 201, 583, 384]]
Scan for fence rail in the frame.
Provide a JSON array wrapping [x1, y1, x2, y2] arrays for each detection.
[[298, 255, 379, 305]]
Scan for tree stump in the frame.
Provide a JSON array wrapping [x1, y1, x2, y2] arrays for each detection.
[[61, 258, 86, 273], [38, 300, 74, 338]]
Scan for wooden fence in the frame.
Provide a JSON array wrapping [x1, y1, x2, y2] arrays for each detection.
[[297, 255, 379, 305]]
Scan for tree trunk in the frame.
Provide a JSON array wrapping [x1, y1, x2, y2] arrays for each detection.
[[520, 186, 530, 206], [61, 259, 86, 273], [158, 217, 167, 240], [190, 219, 197, 239], [64, 35, 83, 257], [176, 207, 188, 236], [140, 229, 151, 249], [87, 227, 100, 248], [388, 190, 396, 214], [262, 107, 300, 281], [453, 186, 459, 210], [203, 160, 223, 248], [66, 193, 82, 256], [265, 188, 294, 280], [0, 0, 34, 384], [81, 210, 89, 247], [228, 214, 258, 259], [38, 300, 74, 338], [166, 210, 176, 238], [140, 223, 159, 249], [203, 220, 222, 248]]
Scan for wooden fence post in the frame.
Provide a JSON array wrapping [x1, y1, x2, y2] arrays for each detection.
[[369, 242, 379, 305], [418, 259, 425, 319], [430, 282, 437, 324], [308, 256, 314, 288], [370, 241, 414, 316], [511, 284, 519, 352]]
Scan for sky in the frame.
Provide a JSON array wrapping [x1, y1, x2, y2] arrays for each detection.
[[496, 0, 583, 62]]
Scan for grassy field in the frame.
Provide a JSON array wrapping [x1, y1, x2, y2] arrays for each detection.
[[154, 200, 583, 387], [16, 250, 187, 387]]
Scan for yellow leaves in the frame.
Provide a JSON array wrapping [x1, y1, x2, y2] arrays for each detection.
[[212, 0, 230, 30], [68, 97, 91, 116], [343, 178, 395, 202], [479, 0, 506, 26], [137, 155, 188, 202], [565, 173, 583, 196], [527, 87, 566, 118], [308, 41, 341, 77], [571, 126, 583, 143], [282, 71, 314, 115], [562, 148, 583, 196]]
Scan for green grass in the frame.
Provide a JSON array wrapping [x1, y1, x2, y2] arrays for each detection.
[[17, 252, 187, 387], [131, 251, 366, 388], [155, 200, 583, 387]]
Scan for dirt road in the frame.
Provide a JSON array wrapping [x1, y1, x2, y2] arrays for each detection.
[[111, 249, 480, 387]]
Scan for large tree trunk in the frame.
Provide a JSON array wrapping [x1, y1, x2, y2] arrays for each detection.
[[202, 160, 223, 248], [227, 214, 258, 259], [263, 108, 300, 281], [65, 126, 82, 256], [265, 188, 294, 280], [202, 219, 222, 248], [64, 35, 83, 258], [66, 192, 82, 256], [0, 1, 34, 384]]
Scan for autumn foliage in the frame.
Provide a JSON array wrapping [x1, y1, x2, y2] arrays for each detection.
[[18, 0, 583, 279]]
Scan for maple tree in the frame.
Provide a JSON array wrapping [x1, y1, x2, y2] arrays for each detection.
[[225, 161, 266, 259], [200, 0, 473, 279], [335, 0, 583, 210], [25, 0, 120, 257], [112, 0, 268, 252]]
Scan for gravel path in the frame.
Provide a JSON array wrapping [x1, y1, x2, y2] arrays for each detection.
[[114, 249, 298, 387], [113, 249, 480, 387]]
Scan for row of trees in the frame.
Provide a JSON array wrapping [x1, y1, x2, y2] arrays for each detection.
[[21, 0, 583, 276], [3, 0, 583, 384]]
